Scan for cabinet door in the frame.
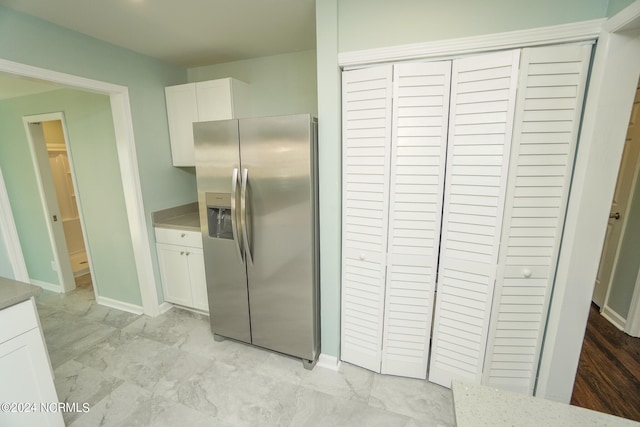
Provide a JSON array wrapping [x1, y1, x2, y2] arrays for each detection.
[[0, 328, 64, 426], [186, 247, 209, 312], [157, 243, 193, 307], [482, 44, 592, 394], [341, 65, 393, 372], [165, 84, 199, 166], [429, 50, 520, 388], [196, 79, 233, 121], [381, 61, 451, 379]]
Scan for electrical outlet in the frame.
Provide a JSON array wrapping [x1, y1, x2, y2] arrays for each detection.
[[51, 261, 57, 272]]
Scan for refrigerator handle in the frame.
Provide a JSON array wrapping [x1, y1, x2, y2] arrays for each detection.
[[230, 168, 244, 263], [241, 168, 253, 265]]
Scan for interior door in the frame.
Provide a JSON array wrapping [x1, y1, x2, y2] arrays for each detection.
[[429, 50, 520, 388], [341, 65, 393, 372], [381, 61, 450, 379], [482, 44, 593, 394], [593, 81, 640, 307]]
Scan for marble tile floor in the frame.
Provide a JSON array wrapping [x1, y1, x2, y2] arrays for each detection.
[[34, 276, 455, 426]]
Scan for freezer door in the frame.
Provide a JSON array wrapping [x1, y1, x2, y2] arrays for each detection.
[[194, 120, 251, 344], [239, 115, 319, 361]]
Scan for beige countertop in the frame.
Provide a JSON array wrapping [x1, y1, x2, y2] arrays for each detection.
[[0, 277, 41, 310], [452, 381, 638, 426], [152, 202, 200, 232]]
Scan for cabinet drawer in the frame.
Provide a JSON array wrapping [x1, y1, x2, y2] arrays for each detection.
[[0, 299, 38, 345], [155, 227, 202, 248]]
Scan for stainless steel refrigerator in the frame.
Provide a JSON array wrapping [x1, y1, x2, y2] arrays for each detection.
[[194, 114, 320, 368]]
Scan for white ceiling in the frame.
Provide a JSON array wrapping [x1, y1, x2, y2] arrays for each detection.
[[0, 0, 317, 99], [0, 0, 317, 68]]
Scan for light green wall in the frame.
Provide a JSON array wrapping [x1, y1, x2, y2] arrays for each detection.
[[0, 89, 143, 303], [338, 0, 610, 52], [316, 0, 341, 358], [0, 97, 57, 285], [0, 5, 192, 304], [315, 0, 617, 358], [188, 50, 318, 117], [609, 174, 640, 318], [608, 0, 636, 16]]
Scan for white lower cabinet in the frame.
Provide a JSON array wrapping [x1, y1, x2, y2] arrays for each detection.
[[0, 299, 64, 427], [155, 228, 208, 312]]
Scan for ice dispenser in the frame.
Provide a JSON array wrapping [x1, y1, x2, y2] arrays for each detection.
[[206, 192, 233, 239]]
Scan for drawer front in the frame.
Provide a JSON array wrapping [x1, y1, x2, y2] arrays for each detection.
[[0, 299, 38, 344], [155, 227, 203, 248]]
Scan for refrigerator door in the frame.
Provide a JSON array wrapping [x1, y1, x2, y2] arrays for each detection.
[[194, 120, 251, 344], [239, 115, 319, 361]]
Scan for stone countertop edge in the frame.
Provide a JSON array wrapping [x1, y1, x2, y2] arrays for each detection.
[[0, 277, 42, 311], [152, 202, 200, 232], [452, 380, 638, 427]]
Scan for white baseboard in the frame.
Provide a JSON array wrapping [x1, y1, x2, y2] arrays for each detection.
[[316, 353, 341, 371], [30, 279, 63, 293], [602, 305, 626, 331], [96, 295, 144, 315], [158, 302, 173, 315]]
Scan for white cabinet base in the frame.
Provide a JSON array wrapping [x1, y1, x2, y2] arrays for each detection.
[[0, 299, 63, 427], [155, 228, 209, 313]]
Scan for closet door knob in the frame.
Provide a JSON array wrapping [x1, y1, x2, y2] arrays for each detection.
[[523, 268, 532, 278], [359, 254, 366, 261]]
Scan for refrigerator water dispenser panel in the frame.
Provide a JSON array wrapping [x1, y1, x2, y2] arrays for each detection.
[[206, 192, 233, 239]]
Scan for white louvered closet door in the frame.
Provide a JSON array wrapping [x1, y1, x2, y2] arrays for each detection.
[[381, 62, 451, 379], [429, 50, 521, 388], [482, 44, 592, 394], [341, 65, 393, 372]]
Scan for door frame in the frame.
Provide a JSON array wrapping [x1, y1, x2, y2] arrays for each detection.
[[23, 113, 77, 292], [536, 1, 640, 403], [0, 58, 161, 316]]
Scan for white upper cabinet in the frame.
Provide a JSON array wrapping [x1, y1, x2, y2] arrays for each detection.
[[165, 78, 250, 167]]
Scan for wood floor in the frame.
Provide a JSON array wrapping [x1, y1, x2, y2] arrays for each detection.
[[571, 303, 640, 422]]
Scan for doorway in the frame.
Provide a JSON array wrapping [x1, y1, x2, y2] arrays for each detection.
[[570, 75, 640, 421], [593, 77, 640, 332], [23, 113, 94, 295], [0, 58, 160, 316], [45, 121, 90, 278]]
